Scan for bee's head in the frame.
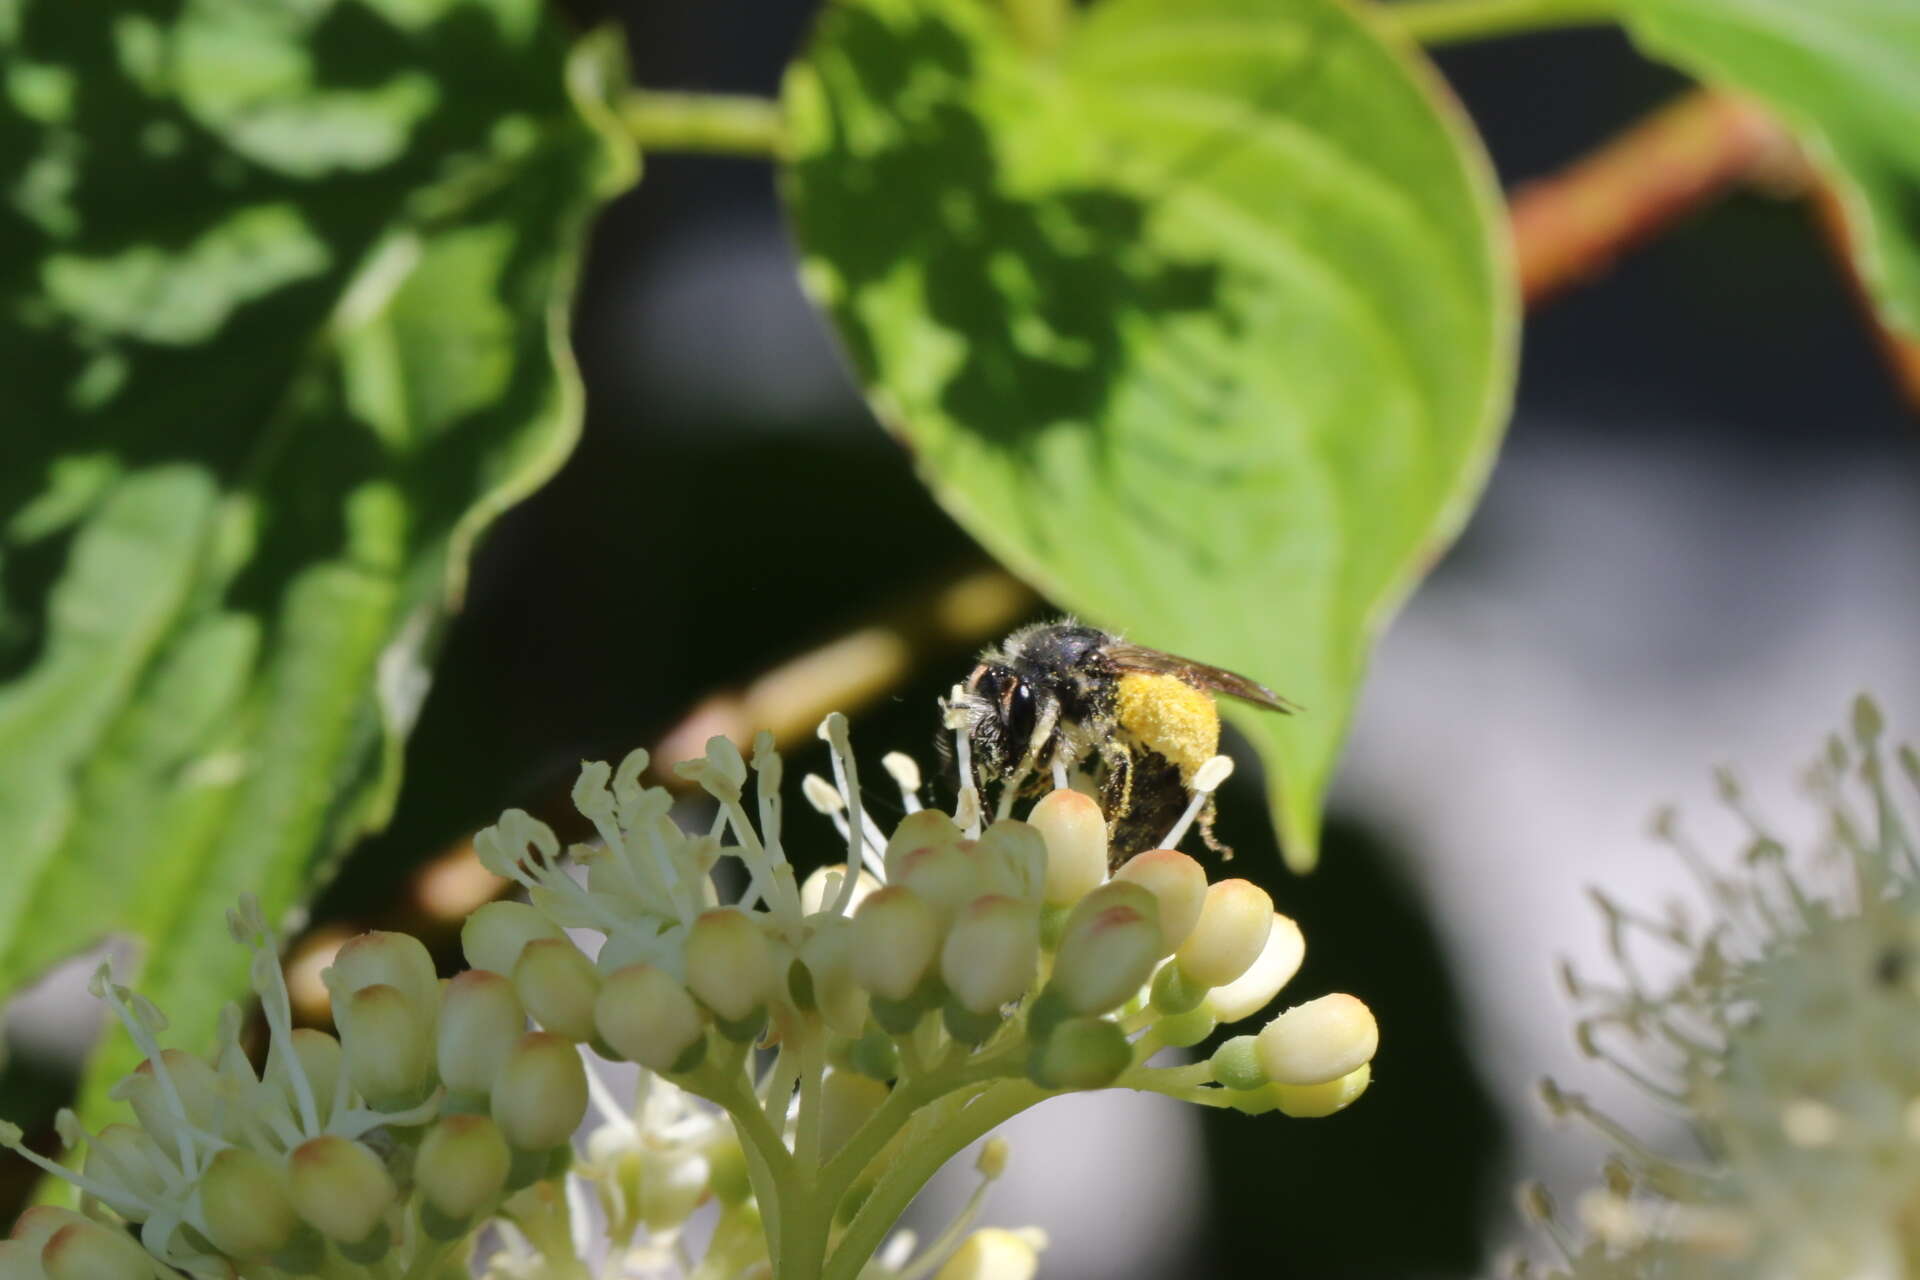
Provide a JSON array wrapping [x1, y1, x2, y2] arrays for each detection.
[[959, 660, 1040, 780]]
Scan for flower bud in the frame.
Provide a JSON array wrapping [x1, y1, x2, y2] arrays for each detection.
[[461, 901, 564, 977], [1270, 1063, 1371, 1118], [288, 1135, 395, 1244], [513, 938, 600, 1042], [684, 910, 777, 1023], [798, 919, 870, 1038], [1256, 994, 1379, 1086], [39, 1221, 153, 1280], [636, 1147, 711, 1234], [1052, 883, 1161, 1015], [852, 888, 940, 1002], [800, 864, 880, 915], [1115, 851, 1207, 952], [883, 808, 967, 881], [491, 1032, 587, 1151], [820, 1070, 891, 1158], [0, 1240, 41, 1280], [1026, 790, 1108, 906], [197, 1147, 298, 1258], [328, 930, 438, 1014], [9, 1208, 89, 1253], [416, 1114, 511, 1221], [117, 1049, 221, 1153], [1028, 1017, 1131, 1090], [941, 895, 1040, 1014], [82, 1125, 168, 1214], [270, 1029, 343, 1128], [893, 844, 981, 927], [335, 983, 434, 1109], [438, 970, 526, 1097], [1174, 879, 1272, 989], [935, 1228, 1042, 1280], [1204, 913, 1305, 1023], [595, 965, 706, 1073], [1208, 1035, 1267, 1092], [969, 821, 1047, 903]]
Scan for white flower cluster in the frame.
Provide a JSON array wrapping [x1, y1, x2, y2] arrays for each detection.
[[1520, 698, 1920, 1280], [2, 708, 1379, 1280]]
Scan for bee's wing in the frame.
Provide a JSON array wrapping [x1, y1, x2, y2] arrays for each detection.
[[1103, 643, 1299, 713]]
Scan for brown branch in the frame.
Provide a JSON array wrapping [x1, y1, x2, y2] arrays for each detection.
[[1806, 181, 1920, 412], [1509, 89, 1790, 307]]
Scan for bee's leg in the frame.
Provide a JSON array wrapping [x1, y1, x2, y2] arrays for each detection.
[[1196, 793, 1235, 860], [1097, 739, 1134, 821]]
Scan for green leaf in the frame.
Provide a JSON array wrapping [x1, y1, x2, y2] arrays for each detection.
[[784, 0, 1514, 867], [0, 0, 633, 1107], [1619, 0, 1920, 338]]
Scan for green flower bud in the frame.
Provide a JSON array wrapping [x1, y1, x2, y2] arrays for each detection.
[[1051, 883, 1162, 1015], [882, 808, 967, 881], [328, 930, 439, 1015], [1204, 912, 1305, 1024], [288, 1135, 395, 1245], [968, 821, 1047, 903], [39, 1221, 153, 1280], [1153, 1006, 1216, 1048], [852, 887, 940, 1002], [335, 983, 434, 1109], [797, 919, 869, 1038], [1174, 879, 1273, 989], [941, 895, 1040, 1014], [1115, 850, 1207, 952], [513, 938, 600, 1042], [1026, 789, 1108, 906], [1028, 1017, 1131, 1090], [461, 901, 564, 977], [935, 1228, 1042, 1280], [1256, 993, 1379, 1086], [197, 1147, 298, 1259], [491, 1032, 587, 1152], [438, 969, 526, 1098], [894, 844, 981, 927], [1208, 1034, 1267, 1092], [684, 910, 777, 1023], [595, 964, 706, 1073], [1270, 1063, 1371, 1118], [416, 1114, 511, 1221], [707, 1129, 753, 1206]]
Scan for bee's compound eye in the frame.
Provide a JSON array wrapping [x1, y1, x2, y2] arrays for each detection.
[[1005, 680, 1038, 755]]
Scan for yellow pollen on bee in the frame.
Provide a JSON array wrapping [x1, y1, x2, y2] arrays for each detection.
[[1115, 673, 1219, 783]]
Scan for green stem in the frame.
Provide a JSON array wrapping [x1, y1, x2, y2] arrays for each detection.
[[821, 1079, 1049, 1280], [619, 90, 785, 158], [1376, 0, 1622, 46]]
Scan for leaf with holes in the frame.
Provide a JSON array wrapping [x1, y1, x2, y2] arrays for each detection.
[[1621, 0, 1920, 339], [0, 2, 633, 1110], [784, 0, 1514, 867]]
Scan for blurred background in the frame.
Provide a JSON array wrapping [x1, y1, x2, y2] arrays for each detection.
[[6, 3, 1918, 1276]]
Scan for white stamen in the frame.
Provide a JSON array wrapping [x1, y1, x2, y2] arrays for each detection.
[[1052, 761, 1069, 791], [1160, 755, 1235, 851], [882, 752, 924, 814], [803, 773, 844, 814]]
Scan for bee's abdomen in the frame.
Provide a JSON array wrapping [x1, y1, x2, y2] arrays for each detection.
[[1114, 673, 1219, 784]]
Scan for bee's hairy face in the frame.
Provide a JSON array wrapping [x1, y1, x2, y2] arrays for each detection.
[[961, 660, 1042, 778]]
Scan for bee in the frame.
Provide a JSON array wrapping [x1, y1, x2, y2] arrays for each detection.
[[951, 620, 1294, 863]]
